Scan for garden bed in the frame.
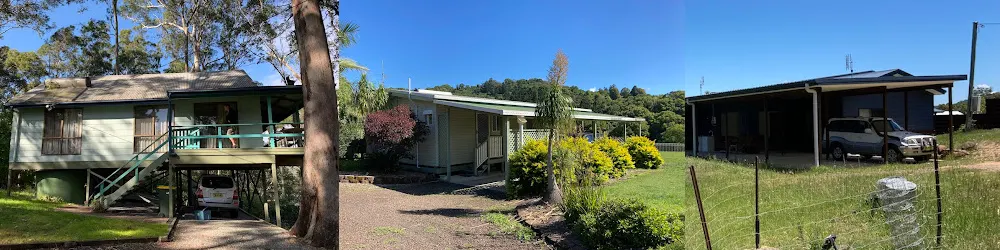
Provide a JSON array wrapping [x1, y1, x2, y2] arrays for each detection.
[[339, 171, 438, 184]]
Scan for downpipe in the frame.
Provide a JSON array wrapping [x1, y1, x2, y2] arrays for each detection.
[[804, 84, 820, 167]]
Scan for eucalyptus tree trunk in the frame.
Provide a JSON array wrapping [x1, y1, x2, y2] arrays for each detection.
[[289, 0, 340, 247]]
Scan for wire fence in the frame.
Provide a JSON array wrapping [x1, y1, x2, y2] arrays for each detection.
[[687, 148, 944, 249], [655, 143, 685, 152]]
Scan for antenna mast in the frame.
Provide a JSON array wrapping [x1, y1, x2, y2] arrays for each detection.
[[700, 76, 705, 94], [845, 54, 854, 73]]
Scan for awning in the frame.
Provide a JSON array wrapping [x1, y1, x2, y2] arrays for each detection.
[[434, 100, 645, 122]]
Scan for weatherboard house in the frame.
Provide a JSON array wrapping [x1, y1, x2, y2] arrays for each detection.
[[5, 70, 305, 212], [3, 71, 645, 212], [387, 89, 645, 179]]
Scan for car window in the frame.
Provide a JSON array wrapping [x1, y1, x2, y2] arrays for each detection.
[[855, 121, 871, 133], [202, 177, 234, 188], [828, 121, 843, 132]]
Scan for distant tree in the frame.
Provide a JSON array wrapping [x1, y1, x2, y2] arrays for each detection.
[[427, 84, 454, 92], [536, 49, 574, 204], [660, 123, 685, 143], [630, 85, 646, 96], [76, 20, 113, 76], [620, 87, 630, 98], [609, 84, 620, 100]]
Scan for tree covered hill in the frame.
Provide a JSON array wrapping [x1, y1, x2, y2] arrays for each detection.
[[425, 78, 686, 143]]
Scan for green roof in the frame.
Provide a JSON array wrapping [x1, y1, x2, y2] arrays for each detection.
[[435, 100, 644, 122]]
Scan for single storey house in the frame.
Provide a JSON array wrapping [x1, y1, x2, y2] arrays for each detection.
[[5, 70, 304, 217], [387, 89, 645, 180], [684, 69, 967, 167]]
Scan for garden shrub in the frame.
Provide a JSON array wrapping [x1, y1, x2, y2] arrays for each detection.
[[364, 105, 428, 172], [593, 137, 634, 178], [508, 140, 549, 197], [571, 197, 682, 250], [626, 136, 664, 169], [558, 137, 614, 185]]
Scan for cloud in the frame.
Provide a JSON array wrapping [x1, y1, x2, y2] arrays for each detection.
[[976, 84, 991, 89], [588, 87, 597, 92]]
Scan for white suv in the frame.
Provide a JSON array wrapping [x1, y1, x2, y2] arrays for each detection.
[[824, 117, 936, 162], [196, 175, 240, 218]]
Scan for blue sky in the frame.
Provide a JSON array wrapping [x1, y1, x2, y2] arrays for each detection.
[[686, 0, 1000, 104], [0, 0, 684, 95]]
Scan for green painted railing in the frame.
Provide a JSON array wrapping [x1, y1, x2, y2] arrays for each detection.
[[91, 131, 171, 201], [169, 122, 305, 149]]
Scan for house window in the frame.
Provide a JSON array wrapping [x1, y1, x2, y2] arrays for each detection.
[[425, 114, 434, 125], [490, 115, 502, 133], [42, 108, 83, 155], [134, 105, 170, 153]]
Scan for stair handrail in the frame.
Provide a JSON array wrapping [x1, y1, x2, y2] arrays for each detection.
[[92, 131, 171, 200]]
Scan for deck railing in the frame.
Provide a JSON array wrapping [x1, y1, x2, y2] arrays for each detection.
[[169, 122, 305, 149]]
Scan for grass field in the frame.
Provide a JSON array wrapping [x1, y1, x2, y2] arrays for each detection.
[[0, 192, 170, 245], [684, 157, 1000, 249], [601, 151, 686, 214]]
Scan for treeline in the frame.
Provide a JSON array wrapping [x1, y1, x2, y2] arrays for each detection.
[[427, 78, 686, 142]]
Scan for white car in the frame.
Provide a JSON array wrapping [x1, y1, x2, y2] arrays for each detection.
[[196, 175, 240, 218], [824, 117, 937, 162]]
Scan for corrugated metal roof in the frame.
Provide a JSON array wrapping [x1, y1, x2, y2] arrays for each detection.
[[686, 69, 967, 102], [831, 69, 911, 79], [7, 70, 257, 106]]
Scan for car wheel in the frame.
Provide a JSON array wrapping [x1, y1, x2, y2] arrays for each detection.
[[885, 147, 904, 163], [831, 144, 846, 161]]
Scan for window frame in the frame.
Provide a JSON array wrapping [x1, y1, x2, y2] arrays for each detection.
[[41, 108, 83, 155], [134, 105, 170, 153]]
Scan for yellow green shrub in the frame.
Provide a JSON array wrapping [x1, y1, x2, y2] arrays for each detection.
[[507, 140, 549, 197], [558, 137, 614, 186], [626, 136, 664, 169], [593, 137, 634, 178]]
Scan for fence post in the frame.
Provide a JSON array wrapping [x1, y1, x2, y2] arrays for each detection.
[[876, 177, 922, 249], [755, 156, 760, 249], [690, 165, 712, 250], [933, 140, 943, 247]]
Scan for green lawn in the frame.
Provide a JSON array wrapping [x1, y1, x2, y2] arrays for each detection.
[[0, 192, 170, 245], [601, 152, 686, 214], [684, 157, 1000, 249]]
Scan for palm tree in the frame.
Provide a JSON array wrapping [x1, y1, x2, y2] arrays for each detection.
[[536, 49, 573, 204]]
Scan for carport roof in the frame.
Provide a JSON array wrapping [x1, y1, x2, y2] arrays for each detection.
[[686, 69, 967, 102]]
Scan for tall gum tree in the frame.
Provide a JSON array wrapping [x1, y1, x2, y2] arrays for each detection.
[[289, 0, 339, 247]]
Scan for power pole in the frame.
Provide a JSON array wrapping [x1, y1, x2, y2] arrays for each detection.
[[967, 21, 980, 131]]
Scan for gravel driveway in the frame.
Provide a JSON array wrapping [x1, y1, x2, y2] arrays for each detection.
[[61, 182, 548, 250], [338, 182, 549, 250]]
